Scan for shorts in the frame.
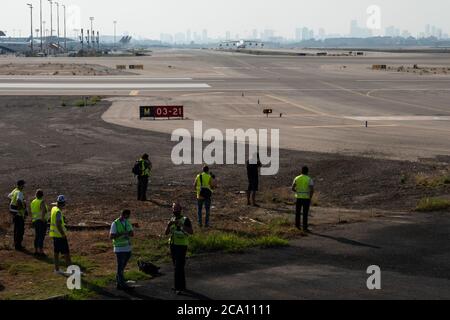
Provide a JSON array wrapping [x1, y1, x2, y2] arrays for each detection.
[[53, 238, 70, 255], [248, 179, 259, 192]]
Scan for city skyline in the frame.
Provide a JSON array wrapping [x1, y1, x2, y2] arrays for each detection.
[[1, 0, 449, 42]]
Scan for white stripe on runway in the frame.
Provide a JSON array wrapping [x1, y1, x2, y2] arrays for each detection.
[[293, 124, 398, 129], [0, 76, 193, 81], [0, 83, 211, 89], [345, 116, 450, 121]]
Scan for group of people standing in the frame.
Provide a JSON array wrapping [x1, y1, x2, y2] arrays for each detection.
[[7, 152, 314, 294], [8, 181, 72, 274]]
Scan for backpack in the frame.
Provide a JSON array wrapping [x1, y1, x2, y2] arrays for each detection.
[[199, 174, 212, 199], [132, 161, 141, 176], [137, 260, 161, 276]]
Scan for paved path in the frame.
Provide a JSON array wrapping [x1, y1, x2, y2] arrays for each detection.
[[101, 212, 450, 300]]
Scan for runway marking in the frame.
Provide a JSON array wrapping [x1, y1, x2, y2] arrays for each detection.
[[0, 76, 194, 81], [182, 91, 225, 97], [293, 124, 398, 129], [129, 90, 139, 96], [265, 94, 331, 116], [319, 80, 449, 114], [345, 116, 450, 121], [0, 83, 211, 89], [357, 79, 450, 82]]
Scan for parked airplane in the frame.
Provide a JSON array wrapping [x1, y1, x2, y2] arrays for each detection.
[[219, 39, 264, 49]]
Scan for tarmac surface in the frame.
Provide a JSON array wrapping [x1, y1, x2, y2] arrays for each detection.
[[1, 49, 450, 159], [104, 212, 450, 300]]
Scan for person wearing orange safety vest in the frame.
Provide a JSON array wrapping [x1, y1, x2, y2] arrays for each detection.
[[292, 166, 315, 232]]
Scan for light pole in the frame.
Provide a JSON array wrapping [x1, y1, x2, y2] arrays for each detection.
[[40, 0, 43, 52], [27, 3, 34, 53], [55, 2, 60, 50], [89, 17, 94, 49], [63, 5, 66, 51], [48, 0, 53, 39], [113, 21, 117, 50]]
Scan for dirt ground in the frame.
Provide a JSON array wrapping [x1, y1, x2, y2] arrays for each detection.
[[0, 96, 449, 299], [0, 63, 135, 76]]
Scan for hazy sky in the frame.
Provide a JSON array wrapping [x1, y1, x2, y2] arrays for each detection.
[[1, 0, 449, 39]]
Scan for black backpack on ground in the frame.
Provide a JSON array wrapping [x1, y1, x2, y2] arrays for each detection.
[[138, 260, 161, 276]]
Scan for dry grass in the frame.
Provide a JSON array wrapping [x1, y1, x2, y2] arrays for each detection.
[[416, 197, 450, 212], [415, 172, 450, 188]]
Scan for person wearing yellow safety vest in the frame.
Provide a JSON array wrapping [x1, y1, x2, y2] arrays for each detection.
[[292, 166, 315, 232], [109, 209, 134, 290], [8, 180, 27, 251], [165, 203, 193, 295], [135, 153, 152, 201], [50, 195, 72, 274], [31, 189, 49, 257], [194, 165, 216, 228]]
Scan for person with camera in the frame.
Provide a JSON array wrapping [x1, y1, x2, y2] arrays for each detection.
[[165, 203, 193, 295], [110, 209, 134, 290], [193, 165, 216, 228]]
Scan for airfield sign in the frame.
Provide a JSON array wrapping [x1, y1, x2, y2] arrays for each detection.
[[140, 105, 184, 120]]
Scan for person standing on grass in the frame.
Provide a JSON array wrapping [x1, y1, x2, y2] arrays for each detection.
[[8, 180, 27, 251], [246, 153, 262, 207], [30, 189, 49, 257], [194, 166, 216, 228], [110, 209, 134, 290], [165, 203, 193, 295], [50, 195, 72, 274], [292, 166, 314, 232]]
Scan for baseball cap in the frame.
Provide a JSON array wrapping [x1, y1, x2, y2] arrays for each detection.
[[57, 195, 66, 203]]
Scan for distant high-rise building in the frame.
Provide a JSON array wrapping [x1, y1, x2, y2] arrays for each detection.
[[252, 29, 258, 39], [174, 32, 186, 44], [350, 19, 372, 38], [262, 29, 274, 41], [225, 31, 231, 40], [302, 27, 310, 41], [385, 26, 400, 37], [295, 28, 302, 41], [401, 30, 412, 38], [425, 24, 431, 37], [202, 29, 208, 43], [318, 28, 326, 40], [160, 33, 173, 44], [186, 29, 192, 43]]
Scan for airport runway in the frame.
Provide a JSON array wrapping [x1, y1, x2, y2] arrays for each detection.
[[2, 50, 450, 160]]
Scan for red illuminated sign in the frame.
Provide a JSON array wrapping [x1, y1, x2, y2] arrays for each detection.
[[140, 106, 184, 119]]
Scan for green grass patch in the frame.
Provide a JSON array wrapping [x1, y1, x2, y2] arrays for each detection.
[[133, 238, 170, 265], [252, 236, 289, 248], [189, 230, 288, 254], [92, 242, 110, 252], [415, 173, 450, 188], [71, 255, 98, 272], [416, 197, 450, 212], [8, 262, 42, 276], [73, 96, 103, 107]]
